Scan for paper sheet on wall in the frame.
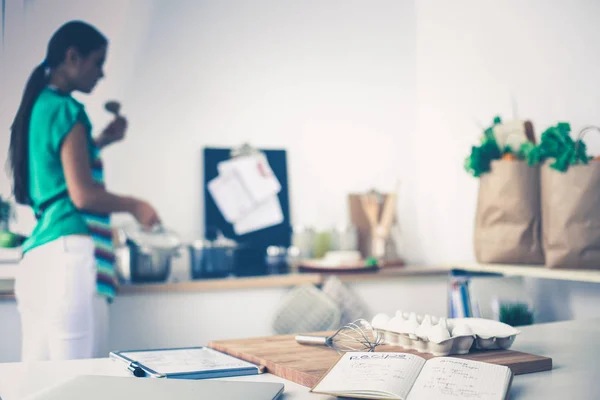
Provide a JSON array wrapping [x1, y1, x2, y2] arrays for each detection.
[[209, 151, 283, 234], [233, 195, 284, 235], [207, 173, 255, 223], [218, 154, 281, 204]]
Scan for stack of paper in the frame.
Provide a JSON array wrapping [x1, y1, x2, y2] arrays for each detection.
[[208, 154, 283, 235]]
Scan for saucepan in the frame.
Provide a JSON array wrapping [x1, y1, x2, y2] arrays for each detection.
[[115, 224, 182, 283], [189, 233, 239, 279]]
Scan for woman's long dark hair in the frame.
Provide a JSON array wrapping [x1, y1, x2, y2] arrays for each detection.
[[9, 21, 107, 205]]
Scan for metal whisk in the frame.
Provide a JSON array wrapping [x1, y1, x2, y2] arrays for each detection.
[[295, 319, 383, 353]]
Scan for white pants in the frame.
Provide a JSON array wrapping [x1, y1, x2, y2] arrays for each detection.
[[15, 235, 108, 361]]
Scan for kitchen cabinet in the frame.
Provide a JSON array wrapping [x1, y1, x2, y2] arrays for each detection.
[[0, 268, 449, 362]]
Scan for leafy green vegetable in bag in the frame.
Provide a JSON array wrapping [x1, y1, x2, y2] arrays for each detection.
[[523, 122, 590, 172], [464, 138, 502, 177], [464, 117, 503, 177]]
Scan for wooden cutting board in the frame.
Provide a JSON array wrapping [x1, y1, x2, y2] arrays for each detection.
[[208, 333, 552, 388]]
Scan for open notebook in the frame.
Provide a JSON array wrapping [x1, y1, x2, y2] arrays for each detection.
[[311, 352, 513, 400]]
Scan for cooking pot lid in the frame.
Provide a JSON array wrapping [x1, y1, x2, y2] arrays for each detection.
[[213, 234, 237, 248], [191, 233, 238, 249], [190, 239, 212, 249]]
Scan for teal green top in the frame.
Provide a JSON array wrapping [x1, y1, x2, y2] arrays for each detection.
[[22, 87, 96, 253]]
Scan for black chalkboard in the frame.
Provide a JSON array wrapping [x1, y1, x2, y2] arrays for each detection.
[[203, 147, 292, 276]]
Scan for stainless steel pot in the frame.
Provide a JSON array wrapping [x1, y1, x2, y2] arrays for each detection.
[[126, 239, 179, 283], [190, 235, 238, 279], [115, 225, 181, 283]]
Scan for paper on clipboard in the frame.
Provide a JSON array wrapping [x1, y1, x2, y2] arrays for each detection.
[[209, 150, 284, 233], [207, 173, 255, 223], [217, 154, 281, 204], [233, 195, 284, 235], [110, 347, 261, 379], [119, 348, 255, 374]]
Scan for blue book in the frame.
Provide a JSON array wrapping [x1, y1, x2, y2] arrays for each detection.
[[109, 346, 262, 380], [459, 280, 472, 317]]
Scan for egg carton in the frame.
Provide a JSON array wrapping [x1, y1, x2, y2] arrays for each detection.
[[371, 312, 521, 357], [377, 329, 475, 356]]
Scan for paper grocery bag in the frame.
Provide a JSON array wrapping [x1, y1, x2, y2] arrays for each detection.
[[474, 160, 544, 264], [541, 162, 600, 269]]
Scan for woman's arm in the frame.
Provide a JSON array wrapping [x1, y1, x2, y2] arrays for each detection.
[[61, 122, 159, 227]]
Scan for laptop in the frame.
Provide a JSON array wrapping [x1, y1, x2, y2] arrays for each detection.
[[24, 375, 285, 400]]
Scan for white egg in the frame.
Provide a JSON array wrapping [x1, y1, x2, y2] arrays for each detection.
[[371, 313, 390, 330], [428, 317, 451, 343]]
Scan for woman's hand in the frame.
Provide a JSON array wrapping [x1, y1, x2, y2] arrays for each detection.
[[132, 200, 161, 229], [96, 116, 127, 149]]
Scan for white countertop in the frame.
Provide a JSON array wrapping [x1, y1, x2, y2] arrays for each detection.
[[1, 319, 599, 399], [0, 359, 326, 400]]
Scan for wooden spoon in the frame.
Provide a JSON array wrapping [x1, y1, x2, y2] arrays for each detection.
[[105, 101, 121, 117]]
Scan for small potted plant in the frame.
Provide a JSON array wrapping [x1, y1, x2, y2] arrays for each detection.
[[499, 302, 534, 327]]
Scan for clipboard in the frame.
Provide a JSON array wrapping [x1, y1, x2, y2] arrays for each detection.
[[203, 146, 291, 247], [109, 346, 263, 380], [204, 146, 292, 276]]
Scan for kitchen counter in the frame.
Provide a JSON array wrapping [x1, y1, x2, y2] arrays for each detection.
[[0, 266, 451, 363], [1, 319, 599, 399], [117, 266, 448, 295], [0, 266, 449, 299], [4, 261, 600, 299]]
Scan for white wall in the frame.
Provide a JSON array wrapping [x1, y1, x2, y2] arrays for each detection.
[[106, 0, 416, 242], [0, 0, 155, 233], [0, 299, 21, 362], [413, 0, 600, 320], [413, 0, 600, 264], [2, 0, 600, 325], [0, 276, 448, 362], [1, 0, 416, 245]]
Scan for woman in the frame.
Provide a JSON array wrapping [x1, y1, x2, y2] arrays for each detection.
[[9, 20, 160, 361]]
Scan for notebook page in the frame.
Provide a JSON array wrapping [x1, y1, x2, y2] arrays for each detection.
[[312, 352, 426, 399], [407, 357, 511, 400]]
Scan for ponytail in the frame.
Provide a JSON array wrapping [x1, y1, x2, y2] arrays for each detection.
[[9, 63, 49, 205]]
